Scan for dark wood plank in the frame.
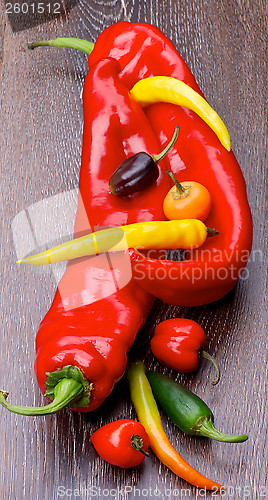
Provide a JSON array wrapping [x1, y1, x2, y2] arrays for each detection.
[[0, 1, 267, 499]]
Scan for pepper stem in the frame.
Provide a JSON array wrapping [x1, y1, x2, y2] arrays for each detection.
[[152, 125, 180, 165], [0, 379, 84, 416], [27, 37, 94, 55], [130, 434, 149, 457], [166, 169, 191, 199], [206, 227, 219, 237], [200, 349, 220, 385], [192, 415, 248, 443]]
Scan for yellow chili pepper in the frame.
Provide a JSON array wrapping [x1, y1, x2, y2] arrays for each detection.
[[16, 219, 218, 265], [130, 76, 231, 151], [127, 361, 224, 490]]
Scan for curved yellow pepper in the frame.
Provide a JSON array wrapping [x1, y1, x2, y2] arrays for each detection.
[[16, 219, 216, 265], [127, 361, 224, 490], [130, 76, 231, 151]]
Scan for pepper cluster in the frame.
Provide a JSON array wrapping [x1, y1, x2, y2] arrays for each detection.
[[1, 21, 252, 490]]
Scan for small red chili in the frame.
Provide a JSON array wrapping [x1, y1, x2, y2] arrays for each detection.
[[90, 419, 149, 468], [150, 318, 220, 384]]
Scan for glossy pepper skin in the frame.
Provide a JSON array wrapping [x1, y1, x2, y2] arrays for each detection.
[[163, 171, 212, 222], [87, 22, 202, 93], [34, 57, 171, 412], [151, 318, 206, 373], [127, 361, 224, 490], [146, 371, 248, 443], [90, 419, 149, 468], [87, 22, 253, 306], [109, 124, 179, 197], [109, 152, 160, 196]]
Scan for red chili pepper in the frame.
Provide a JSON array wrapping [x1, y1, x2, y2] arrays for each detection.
[[90, 419, 149, 468], [0, 57, 170, 415], [151, 318, 220, 384]]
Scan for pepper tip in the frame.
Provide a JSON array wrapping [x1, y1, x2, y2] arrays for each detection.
[[206, 227, 219, 237], [223, 136, 231, 152], [0, 391, 9, 400], [27, 42, 35, 51]]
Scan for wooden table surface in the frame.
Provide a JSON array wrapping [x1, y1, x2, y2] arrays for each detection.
[[0, 1, 267, 499]]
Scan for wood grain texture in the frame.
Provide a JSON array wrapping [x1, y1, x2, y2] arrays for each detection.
[[0, 0, 267, 498]]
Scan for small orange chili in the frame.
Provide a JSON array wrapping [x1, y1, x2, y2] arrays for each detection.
[[151, 318, 220, 384], [90, 419, 149, 468], [163, 170, 211, 221]]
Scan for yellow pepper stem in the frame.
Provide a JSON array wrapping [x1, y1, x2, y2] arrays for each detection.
[[130, 76, 231, 151]]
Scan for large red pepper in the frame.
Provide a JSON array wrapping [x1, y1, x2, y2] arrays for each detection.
[[34, 57, 172, 412], [0, 57, 170, 415], [87, 22, 202, 92], [26, 22, 252, 306], [87, 22, 253, 306]]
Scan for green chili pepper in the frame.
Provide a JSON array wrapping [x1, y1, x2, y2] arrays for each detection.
[[145, 371, 248, 443]]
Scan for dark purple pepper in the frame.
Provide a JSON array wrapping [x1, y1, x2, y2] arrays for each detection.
[[109, 125, 179, 197]]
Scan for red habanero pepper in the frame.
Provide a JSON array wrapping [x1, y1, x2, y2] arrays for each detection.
[[0, 57, 171, 416], [151, 318, 206, 372], [30, 22, 252, 306], [90, 419, 149, 468], [151, 318, 220, 384]]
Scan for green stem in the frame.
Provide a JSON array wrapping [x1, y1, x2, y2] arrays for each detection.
[[27, 37, 94, 55], [130, 434, 149, 457], [200, 349, 220, 385], [166, 169, 191, 199], [192, 415, 248, 443], [0, 379, 84, 416], [152, 125, 180, 164]]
